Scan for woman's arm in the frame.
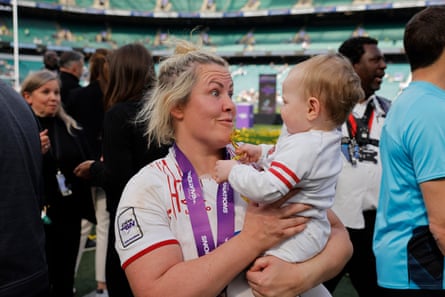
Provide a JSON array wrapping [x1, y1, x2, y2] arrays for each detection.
[[102, 107, 135, 189], [246, 209, 353, 297], [125, 200, 311, 297], [73, 160, 106, 188]]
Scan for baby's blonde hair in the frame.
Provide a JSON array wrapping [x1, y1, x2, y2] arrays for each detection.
[[295, 53, 364, 126]]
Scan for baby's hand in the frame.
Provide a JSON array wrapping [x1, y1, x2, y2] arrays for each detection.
[[236, 143, 261, 163], [215, 159, 238, 183]]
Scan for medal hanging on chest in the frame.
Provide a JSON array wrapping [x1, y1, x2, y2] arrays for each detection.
[[174, 144, 235, 257]]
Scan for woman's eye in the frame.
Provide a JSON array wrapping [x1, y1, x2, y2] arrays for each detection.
[[211, 90, 219, 96]]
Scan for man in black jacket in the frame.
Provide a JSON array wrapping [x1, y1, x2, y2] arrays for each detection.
[[0, 80, 49, 297], [43, 50, 60, 73], [59, 50, 84, 104], [324, 36, 390, 297]]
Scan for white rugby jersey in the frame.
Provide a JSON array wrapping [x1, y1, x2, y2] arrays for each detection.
[[116, 146, 333, 297]]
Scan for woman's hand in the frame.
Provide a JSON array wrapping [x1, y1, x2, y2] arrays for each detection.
[[247, 256, 304, 297], [40, 129, 51, 154], [239, 188, 310, 255], [73, 160, 95, 179]]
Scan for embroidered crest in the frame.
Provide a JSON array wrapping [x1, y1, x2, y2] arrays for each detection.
[[117, 208, 143, 247]]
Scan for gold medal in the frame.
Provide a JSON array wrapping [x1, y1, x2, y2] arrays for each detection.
[[230, 129, 243, 160]]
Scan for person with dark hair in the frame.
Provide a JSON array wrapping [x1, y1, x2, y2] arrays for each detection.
[[73, 43, 169, 297], [373, 7, 445, 296], [67, 48, 110, 163], [59, 50, 84, 104], [43, 50, 59, 73], [21, 69, 93, 297], [0, 79, 49, 297], [68, 48, 112, 297], [323, 36, 389, 297]]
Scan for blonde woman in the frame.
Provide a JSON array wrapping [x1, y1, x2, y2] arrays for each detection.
[[115, 41, 352, 297], [21, 69, 93, 297]]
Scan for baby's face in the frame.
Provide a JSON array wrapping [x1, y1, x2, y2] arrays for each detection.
[[280, 69, 312, 134]]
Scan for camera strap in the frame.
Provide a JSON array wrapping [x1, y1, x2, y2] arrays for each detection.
[[346, 100, 379, 147]]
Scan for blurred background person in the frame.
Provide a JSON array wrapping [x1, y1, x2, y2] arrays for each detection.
[[0, 79, 49, 297], [200, 0, 216, 12], [21, 70, 93, 297], [74, 43, 169, 297], [154, 0, 172, 12], [352, 24, 368, 37], [59, 50, 84, 105], [323, 36, 389, 297], [237, 28, 256, 51], [241, 0, 261, 11], [43, 50, 59, 74], [199, 27, 215, 47], [68, 48, 112, 297], [291, 27, 311, 49]]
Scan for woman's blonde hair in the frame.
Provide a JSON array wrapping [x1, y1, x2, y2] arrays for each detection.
[[21, 69, 81, 135], [138, 39, 228, 147]]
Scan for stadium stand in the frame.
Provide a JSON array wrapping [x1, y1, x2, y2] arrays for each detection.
[[0, 0, 440, 99], [229, 62, 410, 105], [1, 11, 408, 56], [111, 0, 154, 11]]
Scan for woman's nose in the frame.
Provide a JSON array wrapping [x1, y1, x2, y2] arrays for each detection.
[[49, 92, 59, 100], [222, 94, 235, 111]]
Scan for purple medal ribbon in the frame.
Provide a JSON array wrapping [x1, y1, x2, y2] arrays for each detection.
[[174, 143, 235, 257]]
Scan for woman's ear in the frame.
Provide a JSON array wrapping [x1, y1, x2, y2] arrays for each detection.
[[170, 104, 184, 120], [22, 92, 32, 105], [307, 97, 321, 121]]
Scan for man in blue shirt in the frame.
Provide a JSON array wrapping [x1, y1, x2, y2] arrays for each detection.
[[373, 7, 445, 296]]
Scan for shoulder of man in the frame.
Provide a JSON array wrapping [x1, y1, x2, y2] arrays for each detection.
[[375, 95, 391, 113]]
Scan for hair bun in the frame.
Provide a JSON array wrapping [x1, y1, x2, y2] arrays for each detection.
[[174, 40, 199, 55]]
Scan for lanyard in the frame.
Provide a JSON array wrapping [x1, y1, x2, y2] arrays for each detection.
[[347, 100, 375, 138], [174, 144, 235, 257], [346, 99, 381, 148]]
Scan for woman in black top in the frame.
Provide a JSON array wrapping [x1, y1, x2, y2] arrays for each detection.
[[67, 48, 112, 296], [74, 43, 168, 297], [21, 70, 93, 297]]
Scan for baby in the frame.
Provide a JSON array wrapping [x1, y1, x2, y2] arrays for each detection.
[[216, 53, 364, 262]]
